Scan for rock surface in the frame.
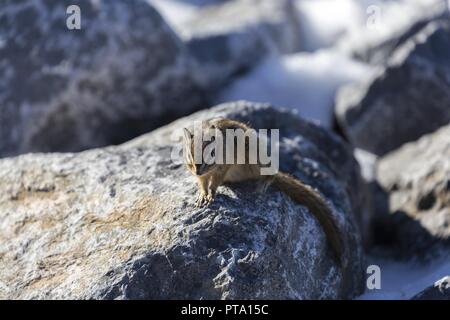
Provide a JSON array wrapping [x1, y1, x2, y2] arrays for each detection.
[[181, 0, 302, 89], [0, 0, 204, 158], [0, 101, 365, 299], [374, 124, 450, 258], [412, 276, 450, 300], [336, 19, 450, 156]]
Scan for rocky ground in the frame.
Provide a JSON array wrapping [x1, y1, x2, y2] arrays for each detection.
[[0, 0, 449, 299]]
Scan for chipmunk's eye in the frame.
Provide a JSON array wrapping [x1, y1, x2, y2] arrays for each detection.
[[211, 135, 215, 142]]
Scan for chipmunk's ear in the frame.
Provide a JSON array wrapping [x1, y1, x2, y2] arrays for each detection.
[[183, 128, 193, 142], [208, 118, 223, 129]]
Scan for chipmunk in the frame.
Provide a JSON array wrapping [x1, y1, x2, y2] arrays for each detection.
[[182, 118, 350, 298]]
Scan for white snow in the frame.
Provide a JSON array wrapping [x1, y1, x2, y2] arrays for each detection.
[[216, 50, 375, 127], [358, 252, 450, 299], [146, 0, 200, 35], [294, 0, 367, 52], [354, 149, 378, 182]]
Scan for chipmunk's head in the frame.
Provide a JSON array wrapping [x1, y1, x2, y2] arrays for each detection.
[[182, 126, 219, 177]]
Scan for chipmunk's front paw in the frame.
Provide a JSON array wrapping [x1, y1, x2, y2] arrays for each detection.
[[195, 193, 205, 207], [205, 193, 214, 206], [195, 193, 214, 207], [195, 193, 208, 207]]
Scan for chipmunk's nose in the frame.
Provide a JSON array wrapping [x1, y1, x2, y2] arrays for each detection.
[[195, 163, 207, 176]]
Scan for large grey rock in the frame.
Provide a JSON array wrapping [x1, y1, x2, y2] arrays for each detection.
[[0, 0, 204, 158], [412, 276, 450, 300], [0, 101, 365, 299], [181, 0, 302, 89], [374, 124, 450, 258], [336, 20, 450, 156]]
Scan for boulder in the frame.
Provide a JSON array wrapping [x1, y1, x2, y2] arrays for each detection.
[[375, 124, 450, 258], [180, 0, 302, 89], [412, 276, 450, 300], [0, 101, 365, 299], [0, 0, 204, 158], [336, 19, 450, 156]]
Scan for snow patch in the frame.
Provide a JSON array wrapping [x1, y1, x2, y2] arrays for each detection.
[[146, 0, 199, 35], [354, 149, 378, 182], [217, 50, 374, 127], [294, 0, 366, 51]]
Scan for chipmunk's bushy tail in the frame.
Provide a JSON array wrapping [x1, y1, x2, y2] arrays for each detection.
[[273, 172, 351, 298]]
